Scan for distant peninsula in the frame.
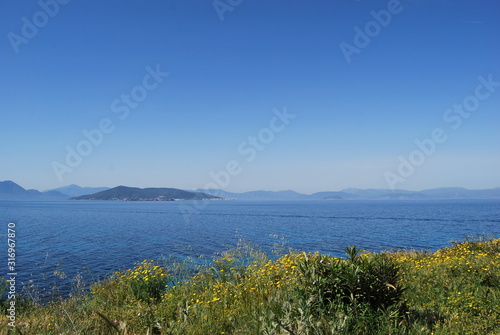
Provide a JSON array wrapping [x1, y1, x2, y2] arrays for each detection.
[[70, 186, 222, 201]]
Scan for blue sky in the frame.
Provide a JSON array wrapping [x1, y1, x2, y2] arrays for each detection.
[[1, 0, 499, 193]]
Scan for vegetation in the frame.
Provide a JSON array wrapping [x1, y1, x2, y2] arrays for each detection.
[[70, 186, 220, 201], [1, 237, 499, 334]]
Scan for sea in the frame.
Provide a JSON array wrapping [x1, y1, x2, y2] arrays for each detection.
[[1, 199, 499, 298]]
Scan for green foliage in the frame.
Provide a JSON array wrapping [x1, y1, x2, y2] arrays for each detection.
[[2, 238, 499, 334], [293, 247, 405, 333], [122, 260, 170, 302], [71, 186, 219, 200], [0, 277, 7, 312], [395, 237, 500, 334]]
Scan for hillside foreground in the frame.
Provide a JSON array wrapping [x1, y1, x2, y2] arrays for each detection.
[[1, 237, 499, 334]]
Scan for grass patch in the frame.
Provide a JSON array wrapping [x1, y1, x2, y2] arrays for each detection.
[[1, 237, 499, 334]]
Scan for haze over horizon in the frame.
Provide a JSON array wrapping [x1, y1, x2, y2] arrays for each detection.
[[1, 0, 499, 194], [41, 183, 500, 195], [3, 178, 500, 197], [2, 179, 499, 201]]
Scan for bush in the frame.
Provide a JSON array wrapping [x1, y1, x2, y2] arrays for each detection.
[[121, 260, 170, 303], [294, 246, 405, 319]]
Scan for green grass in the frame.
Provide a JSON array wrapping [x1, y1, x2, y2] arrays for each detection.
[[1, 237, 499, 334]]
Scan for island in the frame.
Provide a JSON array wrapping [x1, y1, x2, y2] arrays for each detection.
[[70, 186, 223, 201]]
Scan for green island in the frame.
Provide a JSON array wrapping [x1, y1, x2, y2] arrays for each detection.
[[2, 237, 499, 334], [70, 186, 222, 201]]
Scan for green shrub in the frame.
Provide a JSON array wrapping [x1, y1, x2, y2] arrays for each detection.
[[294, 246, 405, 323], [122, 260, 170, 302]]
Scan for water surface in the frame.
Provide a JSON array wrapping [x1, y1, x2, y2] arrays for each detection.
[[1, 199, 498, 296]]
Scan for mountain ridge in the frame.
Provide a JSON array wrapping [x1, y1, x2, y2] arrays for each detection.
[[45, 184, 110, 198], [1, 181, 499, 201], [195, 187, 500, 201], [0, 180, 67, 200]]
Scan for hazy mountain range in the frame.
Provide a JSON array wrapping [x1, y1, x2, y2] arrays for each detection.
[[194, 187, 500, 200], [0, 180, 66, 200], [46, 184, 110, 198], [0, 181, 112, 200], [1, 180, 500, 201]]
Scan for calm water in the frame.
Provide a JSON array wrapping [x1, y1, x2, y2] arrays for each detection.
[[1, 200, 499, 297]]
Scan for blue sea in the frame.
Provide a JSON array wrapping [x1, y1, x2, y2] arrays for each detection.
[[1, 199, 499, 298]]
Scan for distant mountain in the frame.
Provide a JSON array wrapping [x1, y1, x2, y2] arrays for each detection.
[[322, 196, 344, 200], [311, 187, 500, 200], [419, 187, 500, 199], [196, 189, 304, 201], [196, 187, 500, 201], [3, 180, 500, 201], [301, 191, 353, 200], [72, 186, 222, 201], [375, 193, 429, 200], [331, 188, 420, 200], [0, 180, 67, 200], [340, 188, 393, 199], [45, 184, 110, 198]]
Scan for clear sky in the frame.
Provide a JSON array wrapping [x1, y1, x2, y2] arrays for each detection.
[[1, 0, 499, 193]]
